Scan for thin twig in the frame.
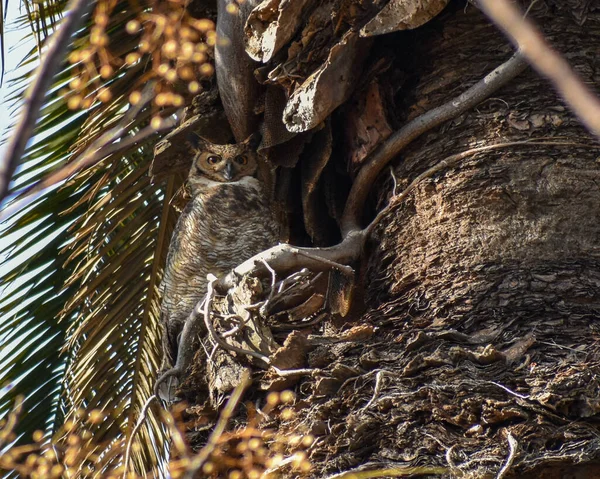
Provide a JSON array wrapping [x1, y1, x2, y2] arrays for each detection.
[[341, 51, 528, 235], [271, 366, 317, 377], [259, 258, 277, 315], [537, 340, 586, 354], [488, 381, 530, 400], [220, 324, 242, 338], [338, 369, 380, 396], [478, 0, 600, 139], [277, 269, 313, 294], [123, 395, 158, 479], [0, 0, 94, 205], [271, 311, 327, 331], [445, 445, 460, 470], [389, 166, 399, 196], [184, 371, 252, 479], [362, 370, 386, 410], [496, 433, 518, 479]]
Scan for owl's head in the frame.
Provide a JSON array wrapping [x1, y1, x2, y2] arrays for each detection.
[[188, 135, 259, 189]]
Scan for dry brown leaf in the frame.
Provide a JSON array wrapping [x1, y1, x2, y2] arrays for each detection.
[[283, 32, 372, 133], [361, 0, 449, 36], [245, 0, 313, 62]]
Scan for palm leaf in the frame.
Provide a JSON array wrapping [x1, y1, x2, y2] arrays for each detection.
[[0, 0, 195, 473]]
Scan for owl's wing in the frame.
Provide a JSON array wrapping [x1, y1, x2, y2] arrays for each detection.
[[159, 199, 197, 371]]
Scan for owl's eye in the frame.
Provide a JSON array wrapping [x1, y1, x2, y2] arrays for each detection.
[[206, 155, 221, 165], [235, 155, 248, 165]]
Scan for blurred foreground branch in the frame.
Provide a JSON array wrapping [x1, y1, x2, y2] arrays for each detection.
[[0, 0, 94, 206], [478, 0, 600, 139]]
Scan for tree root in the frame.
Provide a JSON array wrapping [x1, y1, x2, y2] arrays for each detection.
[[341, 50, 528, 235], [220, 51, 529, 289], [217, 231, 364, 290]]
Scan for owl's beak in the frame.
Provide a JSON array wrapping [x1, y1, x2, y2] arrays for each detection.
[[223, 162, 234, 181]]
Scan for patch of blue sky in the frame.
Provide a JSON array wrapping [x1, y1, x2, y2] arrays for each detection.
[[1, 4, 39, 150], [0, 1, 73, 287]]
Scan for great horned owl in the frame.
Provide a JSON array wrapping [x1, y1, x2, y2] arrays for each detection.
[[160, 135, 280, 373]]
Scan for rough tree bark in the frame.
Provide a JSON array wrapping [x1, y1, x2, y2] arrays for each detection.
[[357, 3, 600, 477], [176, 2, 600, 478]]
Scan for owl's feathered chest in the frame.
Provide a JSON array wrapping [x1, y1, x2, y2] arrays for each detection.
[[180, 178, 274, 245], [161, 177, 279, 329]]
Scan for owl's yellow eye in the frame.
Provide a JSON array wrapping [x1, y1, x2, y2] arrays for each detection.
[[235, 155, 248, 165], [206, 155, 221, 165]]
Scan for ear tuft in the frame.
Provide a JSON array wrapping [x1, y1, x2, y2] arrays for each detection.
[[187, 132, 209, 151], [243, 132, 262, 149]]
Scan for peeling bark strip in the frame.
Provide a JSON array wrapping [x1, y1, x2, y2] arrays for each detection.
[[242, 0, 453, 141], [301, 121, 334, 245], [283, 31, 372, 133], [344, 80, 394, 171], [245, 0, 313, 63], [361, 0, 450, 36]]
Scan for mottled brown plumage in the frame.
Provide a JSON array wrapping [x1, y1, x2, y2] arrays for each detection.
[[160, 138, 279, 373]]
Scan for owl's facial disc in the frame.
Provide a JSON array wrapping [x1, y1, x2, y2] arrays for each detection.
[[189, 144, 259, 186]]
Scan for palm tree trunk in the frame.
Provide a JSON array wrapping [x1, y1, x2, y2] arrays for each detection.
[[182, 2, 600, 478], [350, 3, 600, 477]]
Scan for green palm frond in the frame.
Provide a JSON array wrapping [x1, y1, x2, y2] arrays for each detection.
[[0, 0, 188, 473], [57, 143, 174, 472], [1, 0, 62, 82], [1, 27, 85, 438]]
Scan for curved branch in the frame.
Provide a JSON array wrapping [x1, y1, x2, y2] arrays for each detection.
[[340, 51, 528, 235], [0, 0, 94, 206], [217, 232, 363, 291]]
